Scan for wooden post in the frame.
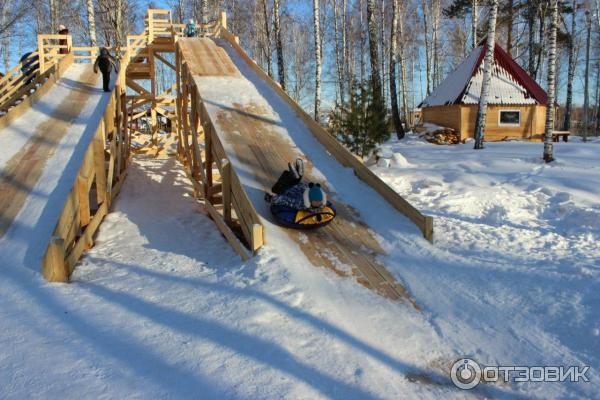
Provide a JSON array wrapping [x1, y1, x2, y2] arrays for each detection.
[[77, 175, 91, 226], [37, 36, 46, 74], [43, 237, 68, 282], [220, 11, 227, 30], [93, 130, 107, 204], [222, 160, 231, 224], [66, 35, 73, 53]]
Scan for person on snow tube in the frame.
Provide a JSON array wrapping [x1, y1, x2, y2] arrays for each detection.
[[266, 159, 336, 229]]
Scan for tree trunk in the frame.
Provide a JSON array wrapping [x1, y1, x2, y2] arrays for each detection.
[[473, 0, 499, 150], [471, 0, 478, 48], [563, 0, 577, 131], [432, 0, 440, 88], [261, 0, 273, 78], [273, 0, 285, 91], [333, 0, 343, 103], [398, 6, 410, 129], [543, 0, 559, 162], [342, 0, 349, 87], [421, 0, 431, 95], [359, 0, 366, 83], [527, 2, 536, 78], [313, 0, 321, 121], [201, 0, 208, 25], [49, 0, 58, 32], [507, 0, 514, 55], [390, 0, 404, 139], [86, 0, 97, 47], [367, 0, 382, 101], [583, 11, 592, 142], [380, 0, 386, 103]]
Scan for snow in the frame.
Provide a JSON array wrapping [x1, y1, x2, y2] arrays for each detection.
[[0, 64, 113, 271], [421, 43, 538, 107], [420, 45, 482, 107], [463, 61, 537, 105]]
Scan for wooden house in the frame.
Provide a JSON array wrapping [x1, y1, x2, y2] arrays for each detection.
[[419, 41, 549, 141]]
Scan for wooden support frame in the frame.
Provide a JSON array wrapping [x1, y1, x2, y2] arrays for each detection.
[[174, 41, 265, 259]]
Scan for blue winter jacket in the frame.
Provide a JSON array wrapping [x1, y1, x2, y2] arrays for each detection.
[[271, 183, 320, 211]]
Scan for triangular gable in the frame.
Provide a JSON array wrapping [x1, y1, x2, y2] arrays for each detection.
[[420, 41, 548, 107]]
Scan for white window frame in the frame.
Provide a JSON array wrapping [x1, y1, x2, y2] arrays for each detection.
[[498, 109, 521, 127]]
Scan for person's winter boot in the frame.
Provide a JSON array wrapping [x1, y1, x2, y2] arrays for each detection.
[[294, 158, 304, 178]]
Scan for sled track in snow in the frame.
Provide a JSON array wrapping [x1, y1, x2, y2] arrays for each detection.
[[180, 38, 423, 306]]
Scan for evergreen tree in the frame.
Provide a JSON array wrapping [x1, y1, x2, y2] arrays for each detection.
[[329, 81, 390, 158]]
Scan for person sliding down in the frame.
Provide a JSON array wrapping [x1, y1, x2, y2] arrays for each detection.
[[265, 159, 336, 229], [93, 48, 119, 92]]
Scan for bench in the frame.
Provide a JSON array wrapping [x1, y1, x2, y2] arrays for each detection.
[[552, 131, 570, 142]]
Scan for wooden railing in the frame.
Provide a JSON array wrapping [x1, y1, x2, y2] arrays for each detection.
[[43, 48, 131, 282], [175, 42, 263, 260]]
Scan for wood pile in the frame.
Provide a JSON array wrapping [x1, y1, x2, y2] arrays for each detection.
[[422, 127, 461, 145]]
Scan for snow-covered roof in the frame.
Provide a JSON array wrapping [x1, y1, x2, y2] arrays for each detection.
[[420, 41, 548, 107]]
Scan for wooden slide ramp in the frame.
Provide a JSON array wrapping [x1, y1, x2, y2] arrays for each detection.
[[180, 39, 418, 307], [0, 65, 100, 239]]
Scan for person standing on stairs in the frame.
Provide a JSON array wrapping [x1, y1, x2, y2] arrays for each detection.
[[58, 25, 70, 54], [93, 48, 119, 92], [185, 19, 198, 37]]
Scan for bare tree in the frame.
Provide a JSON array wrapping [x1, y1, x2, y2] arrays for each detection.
[[367, 0, 382, 100], [313, 0, 321, 120], [543, 0, 559, 162], [471, 0, 478, 48], [390, 0, 405, 139], [87, 0, 97, 47], [563, 0, 577, 131], [261, 0, 273, 78], [273, 0, 285, 90], [506, 0, 514, 55], [583, 9, 592, 141], [422, 0, 432, 94], [473, 0, 499, 150]]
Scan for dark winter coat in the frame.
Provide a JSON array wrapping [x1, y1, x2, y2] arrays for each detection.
[[94, 49, 119, 75], [185, 22, 198, 37], [271, 183, 322, 212], [58, 28, 69, 54], [19, 52, 39, 75]]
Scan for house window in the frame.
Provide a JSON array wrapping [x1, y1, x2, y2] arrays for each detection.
[[498, 110, 521, 126]]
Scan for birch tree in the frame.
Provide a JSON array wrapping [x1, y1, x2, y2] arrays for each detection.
[[333, 0, 344, 102], [87, 0, 97, 47], [473, 0, 499, 150], [563, 0, 577, 131], [543, 0, 559, 162], [390, 0, 405, 139], [273, 0, 285, 90], [313, 0, 321, 120]]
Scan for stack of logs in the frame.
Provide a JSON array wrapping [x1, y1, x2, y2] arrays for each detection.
[[422, 127, 461, 145]]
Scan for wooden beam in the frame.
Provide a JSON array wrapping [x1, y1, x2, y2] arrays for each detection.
[[43, 237, 68, 282], [204, 201, 250, 261]]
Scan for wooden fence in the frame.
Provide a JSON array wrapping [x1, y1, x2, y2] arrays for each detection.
[[42, 47, 131, 281], [175, 41, 263, 260]]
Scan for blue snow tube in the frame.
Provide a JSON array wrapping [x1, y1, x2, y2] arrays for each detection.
[[270, 201, 336, 230]]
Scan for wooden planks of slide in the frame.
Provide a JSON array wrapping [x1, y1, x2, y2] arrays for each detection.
[[180, 38, 417, 306], [0, 66, 99, 238]]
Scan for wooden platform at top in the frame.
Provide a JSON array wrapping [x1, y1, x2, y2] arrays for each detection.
[[178, 38, 240, 77], [180, 38, 418, 307]]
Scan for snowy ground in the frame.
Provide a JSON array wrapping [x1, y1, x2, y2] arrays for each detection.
[[2, 136, 598, 398], [1, 59, 599, 399]]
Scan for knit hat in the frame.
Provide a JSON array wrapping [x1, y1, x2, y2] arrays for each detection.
[[308, 183, 325, 203]]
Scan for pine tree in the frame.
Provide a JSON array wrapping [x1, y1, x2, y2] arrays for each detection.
[[473, 0, 499, 150], [329, 81, 390, 158], [543, 0, 559, 162]]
